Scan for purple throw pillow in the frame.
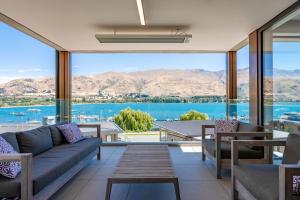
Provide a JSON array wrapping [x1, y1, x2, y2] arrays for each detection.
[[214, 120, 239, 142], [0, 136, 21, 179], [57, 123, 85, 144]]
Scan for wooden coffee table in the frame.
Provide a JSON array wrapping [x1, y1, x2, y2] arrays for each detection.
[[105, 145, 181, 200]]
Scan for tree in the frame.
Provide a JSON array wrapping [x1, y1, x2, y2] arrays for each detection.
[[180, 110, 209, 120], [114, 108, 154, 132]]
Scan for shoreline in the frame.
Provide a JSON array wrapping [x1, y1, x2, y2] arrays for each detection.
[[1, 101, 299, 109], [0, 102, 300, 109], [0, 104, 55, 109], [0, 102, 228, 109]]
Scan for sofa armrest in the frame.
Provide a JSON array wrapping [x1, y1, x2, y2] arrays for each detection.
[[231, 140, 286, 165], [279, 163, 300, 200], [78, 124, 101, 139], [0, 153, 33, 200]]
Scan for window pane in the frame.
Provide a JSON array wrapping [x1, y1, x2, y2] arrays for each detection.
[[262, 10, 300, 140], [71, 53, 227, 142], [237, 45, 250, 122], [0, 22, 56, 133]]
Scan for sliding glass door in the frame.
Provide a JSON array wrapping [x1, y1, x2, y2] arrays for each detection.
[[262, 9, 300, 138]]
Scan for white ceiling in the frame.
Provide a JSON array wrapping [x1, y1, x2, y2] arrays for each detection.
[[0, 0, 297, 52]]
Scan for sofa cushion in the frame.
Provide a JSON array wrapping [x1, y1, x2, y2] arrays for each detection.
[[234, 164, 278, 200], [238, 123, 262, 132], [0, 136, 21, 179], [237, 123, 265, 150], [204, 139, 264, 159], [57, 123, 85, 144], [16, 126, 53, 156], [48, 124, 67, 146], [0, 132, 20, 153], [33, 138, 101, 194], [0, 138, 101, 198], [282, 133, 300, 164]]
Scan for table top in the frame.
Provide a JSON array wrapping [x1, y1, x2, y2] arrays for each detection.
[[111, 145, 176, 180], [80, 121, 123, 135], [155, 120, 215, 137]]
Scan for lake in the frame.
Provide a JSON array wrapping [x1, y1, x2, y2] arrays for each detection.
[[0, 102, 299, 124]]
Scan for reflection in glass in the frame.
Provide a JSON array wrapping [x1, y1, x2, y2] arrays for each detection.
[[237, 45, 250, 122], [262, 10, 300, 139]]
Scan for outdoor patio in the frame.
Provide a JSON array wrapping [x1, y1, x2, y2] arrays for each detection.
[[50, 146, 231, 200], [2, 1, 300, 199]]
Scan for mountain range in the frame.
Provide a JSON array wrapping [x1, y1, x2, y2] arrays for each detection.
[[0, 68, 299, 100]]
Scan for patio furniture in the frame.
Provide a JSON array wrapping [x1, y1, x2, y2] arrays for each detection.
[[202, 122, 273, 179], [231, 133, 300, 200], [0, 123, 101, 200], [105, 145, 181, 200], [80, 121, 123, 142]]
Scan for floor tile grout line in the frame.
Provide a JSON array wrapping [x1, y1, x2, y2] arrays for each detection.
[[70, 179, 90, 200], [125, 184, 132, 200], [55, 146, 232, 200], [71, 148, 118, 200]]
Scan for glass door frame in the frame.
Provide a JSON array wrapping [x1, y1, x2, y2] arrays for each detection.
[[257, 1, 300, 127]]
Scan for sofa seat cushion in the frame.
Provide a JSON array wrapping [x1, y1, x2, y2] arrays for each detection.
[[16, 126, 53, 156], [204, 139, 264, 159], [0, 138, 101, 198], [234, 164, 278, 200]]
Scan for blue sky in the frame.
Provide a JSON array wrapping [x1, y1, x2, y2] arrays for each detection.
[[1, 22, 300, 83], [72, 53, 227, 76], [237, 45, 249, 69], [0, 22, 56, 83]]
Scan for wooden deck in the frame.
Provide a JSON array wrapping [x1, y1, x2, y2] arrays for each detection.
[[105, 145, 180, 200]]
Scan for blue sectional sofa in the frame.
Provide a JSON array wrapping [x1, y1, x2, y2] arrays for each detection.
[[0, 123, 101, 200]]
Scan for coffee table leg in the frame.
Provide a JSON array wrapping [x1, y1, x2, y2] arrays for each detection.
[[173, 179, 181, 200], [105, 179, 113, 200]]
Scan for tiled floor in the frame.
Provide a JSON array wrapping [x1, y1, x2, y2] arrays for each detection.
[[51, 146, 231, 200]]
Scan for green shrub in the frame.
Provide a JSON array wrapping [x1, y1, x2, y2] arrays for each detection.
[[180, 110, 208, 120], [114, 108, 154, 132]]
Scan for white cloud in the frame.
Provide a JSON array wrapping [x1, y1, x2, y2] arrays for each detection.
[[0, 76, 25, 84], [17, 68, 42, 73], [73, 65, 80, 68]]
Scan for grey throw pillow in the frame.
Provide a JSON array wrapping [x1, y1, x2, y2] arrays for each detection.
[[16, 126, 53, 156]]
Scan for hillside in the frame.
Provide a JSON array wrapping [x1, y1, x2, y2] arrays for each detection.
[[0, 68, 299, 101], [72, 69, 226, 97], [0, 69, 227, 97]]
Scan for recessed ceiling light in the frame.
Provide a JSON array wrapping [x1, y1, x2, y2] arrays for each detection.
[[136, 0, 145, 26]]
